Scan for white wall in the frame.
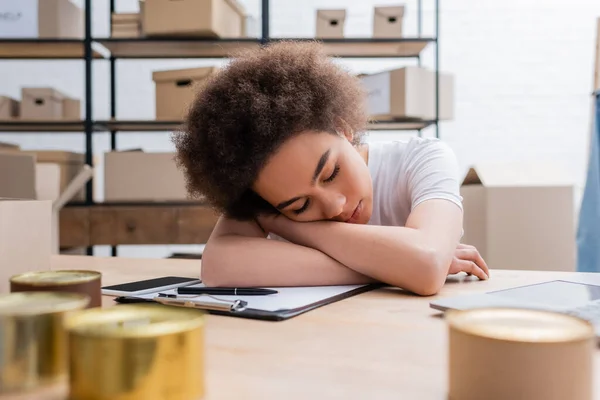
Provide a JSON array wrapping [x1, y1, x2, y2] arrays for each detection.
[[1, 0, 598, 258]]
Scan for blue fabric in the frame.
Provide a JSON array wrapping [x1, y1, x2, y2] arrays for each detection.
[[577, 93, 600, 272]]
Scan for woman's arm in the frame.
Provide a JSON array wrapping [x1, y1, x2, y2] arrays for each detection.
[[200, 216, 376, 287], [260, 199, 488, 295]]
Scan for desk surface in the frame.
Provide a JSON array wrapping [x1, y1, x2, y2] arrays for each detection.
[[7, 255, 600, 400]]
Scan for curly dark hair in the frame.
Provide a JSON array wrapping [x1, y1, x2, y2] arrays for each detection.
[[172, 40, 369, 220]]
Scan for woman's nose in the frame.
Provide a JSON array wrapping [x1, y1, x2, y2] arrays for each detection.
[[323, 192, 346, 220]]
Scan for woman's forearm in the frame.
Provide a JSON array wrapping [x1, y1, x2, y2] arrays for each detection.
[[201, 234, 376, 287], [274, 221, 455, 295]]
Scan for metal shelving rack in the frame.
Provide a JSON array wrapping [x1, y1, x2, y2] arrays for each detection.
[[0, 0, 440, 255]]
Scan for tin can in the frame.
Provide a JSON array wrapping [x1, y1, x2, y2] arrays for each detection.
[[66, 304, 205, 400], [447, 307, 595, 400], [10, 270, 102, 308], [0, 292, 90, 393]]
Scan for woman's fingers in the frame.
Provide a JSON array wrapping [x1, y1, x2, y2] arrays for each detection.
[[456, 247, 490, 278], [456, 259, 488, 280]]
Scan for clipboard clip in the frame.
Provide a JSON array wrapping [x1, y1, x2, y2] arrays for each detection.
[[154, 295, 248, 313]]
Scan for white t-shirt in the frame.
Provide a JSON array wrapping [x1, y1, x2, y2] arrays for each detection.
[[366, 137, 463, 227]]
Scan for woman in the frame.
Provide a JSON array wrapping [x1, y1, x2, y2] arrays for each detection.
[[173, 41, 489, 295]]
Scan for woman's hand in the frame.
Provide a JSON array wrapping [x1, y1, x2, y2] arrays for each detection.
[[448, 243, 490, 280]]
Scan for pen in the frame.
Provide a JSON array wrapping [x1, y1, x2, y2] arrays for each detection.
[[177, 287, 278, 296]]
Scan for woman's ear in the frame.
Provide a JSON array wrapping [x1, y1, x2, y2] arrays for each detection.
[[335, 117, 353, 142], [335, 129, 353, 142]]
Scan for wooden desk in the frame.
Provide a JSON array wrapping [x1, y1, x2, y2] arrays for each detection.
[[7, 255, 600, 399]]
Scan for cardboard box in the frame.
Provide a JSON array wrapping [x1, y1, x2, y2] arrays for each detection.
[[373, 5, 405, 38], [153, 66, 218, 120], [143, 0, 246, 38], [0, 152, 92, 254], [0, 152, 36, 199], [22, 151, 86, 202], [0, 0, 83, 39], [360, 66, 454, 120], [461, 163, 576, 272], [0, 198, 52, 294], [62, 97, 81, 120], [315, 9, 346, 38], [0, 96, 19, 120], [104, 151, 191, 202], [20, 87, 65, 120]]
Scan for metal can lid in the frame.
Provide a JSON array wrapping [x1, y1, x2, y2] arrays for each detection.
[[447, 307, 595, 343], [0, 292, 90, 316], [66, 304, 204, 338], [10, 270, 101, 286]]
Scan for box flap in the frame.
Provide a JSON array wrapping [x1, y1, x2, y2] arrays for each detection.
[[374, 5, 405, 18], [152, 66, 217, 83], [21, 150, 85, 164], [53, 165, 93, 211], [462, 162, 574, 187], [224, 0, 246, 17]]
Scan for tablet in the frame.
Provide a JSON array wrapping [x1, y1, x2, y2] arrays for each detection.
[[101, 276, 201, 296]]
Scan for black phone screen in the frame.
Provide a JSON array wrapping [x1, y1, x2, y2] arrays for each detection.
[[102, 276, 199, 292]]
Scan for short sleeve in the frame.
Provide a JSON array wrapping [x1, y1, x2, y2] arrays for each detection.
[[403, 138, 463, 211]]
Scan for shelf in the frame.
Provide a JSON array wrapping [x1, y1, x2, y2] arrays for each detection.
[[0, 120, 95, 132], [93, 37, 433, 59], [60, 202, 218, 247], [99, 118, 436, 132], [367, 118, 437, 131], [95, 38, 261, 58], [0, 39, 104, 59], [101, 120, 184, 132]]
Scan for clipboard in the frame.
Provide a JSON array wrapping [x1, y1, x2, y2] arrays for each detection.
[[114, 283, 382, 321]]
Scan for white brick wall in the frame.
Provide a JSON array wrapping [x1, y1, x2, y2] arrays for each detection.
[[1, 0, 599, 257]]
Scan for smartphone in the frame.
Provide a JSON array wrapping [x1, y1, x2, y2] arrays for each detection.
[[101, 276, 201, 296]]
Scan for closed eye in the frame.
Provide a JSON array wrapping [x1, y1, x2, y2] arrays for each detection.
[[292, 199, 310, 215], [323, 164, 340, 183]]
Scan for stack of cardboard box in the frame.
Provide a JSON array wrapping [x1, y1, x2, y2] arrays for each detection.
[[0, 148, 92, 285], [111, 13, 142, 38], [0, 88, 80, 121]]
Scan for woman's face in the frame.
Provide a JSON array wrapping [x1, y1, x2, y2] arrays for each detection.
[[253, 131, 373, 224]]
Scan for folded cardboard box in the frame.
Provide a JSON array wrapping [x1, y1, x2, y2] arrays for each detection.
[[0, 152, 92, 254], [0, 0, 83, 39], [153, 66, 218, 120], [373, 5, 405, 38], [20, 87, 80, 120], [104, 150, 192, 202], [360, 66, 454, 120], [21, 87, 64, 120], [0, 198, 52, 294], [143, 0, 246, 38], [315, 9, 346, 38], [461, 162, 576, 272], [0, 95, 19, 120]]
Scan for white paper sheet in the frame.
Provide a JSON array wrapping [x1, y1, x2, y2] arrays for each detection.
[[137, 283, 368, 312]]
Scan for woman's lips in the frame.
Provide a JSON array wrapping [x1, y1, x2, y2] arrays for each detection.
[[346, 201, 363, 223]]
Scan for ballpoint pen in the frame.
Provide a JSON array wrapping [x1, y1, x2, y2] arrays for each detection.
[[177, 287, 278, 296]]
